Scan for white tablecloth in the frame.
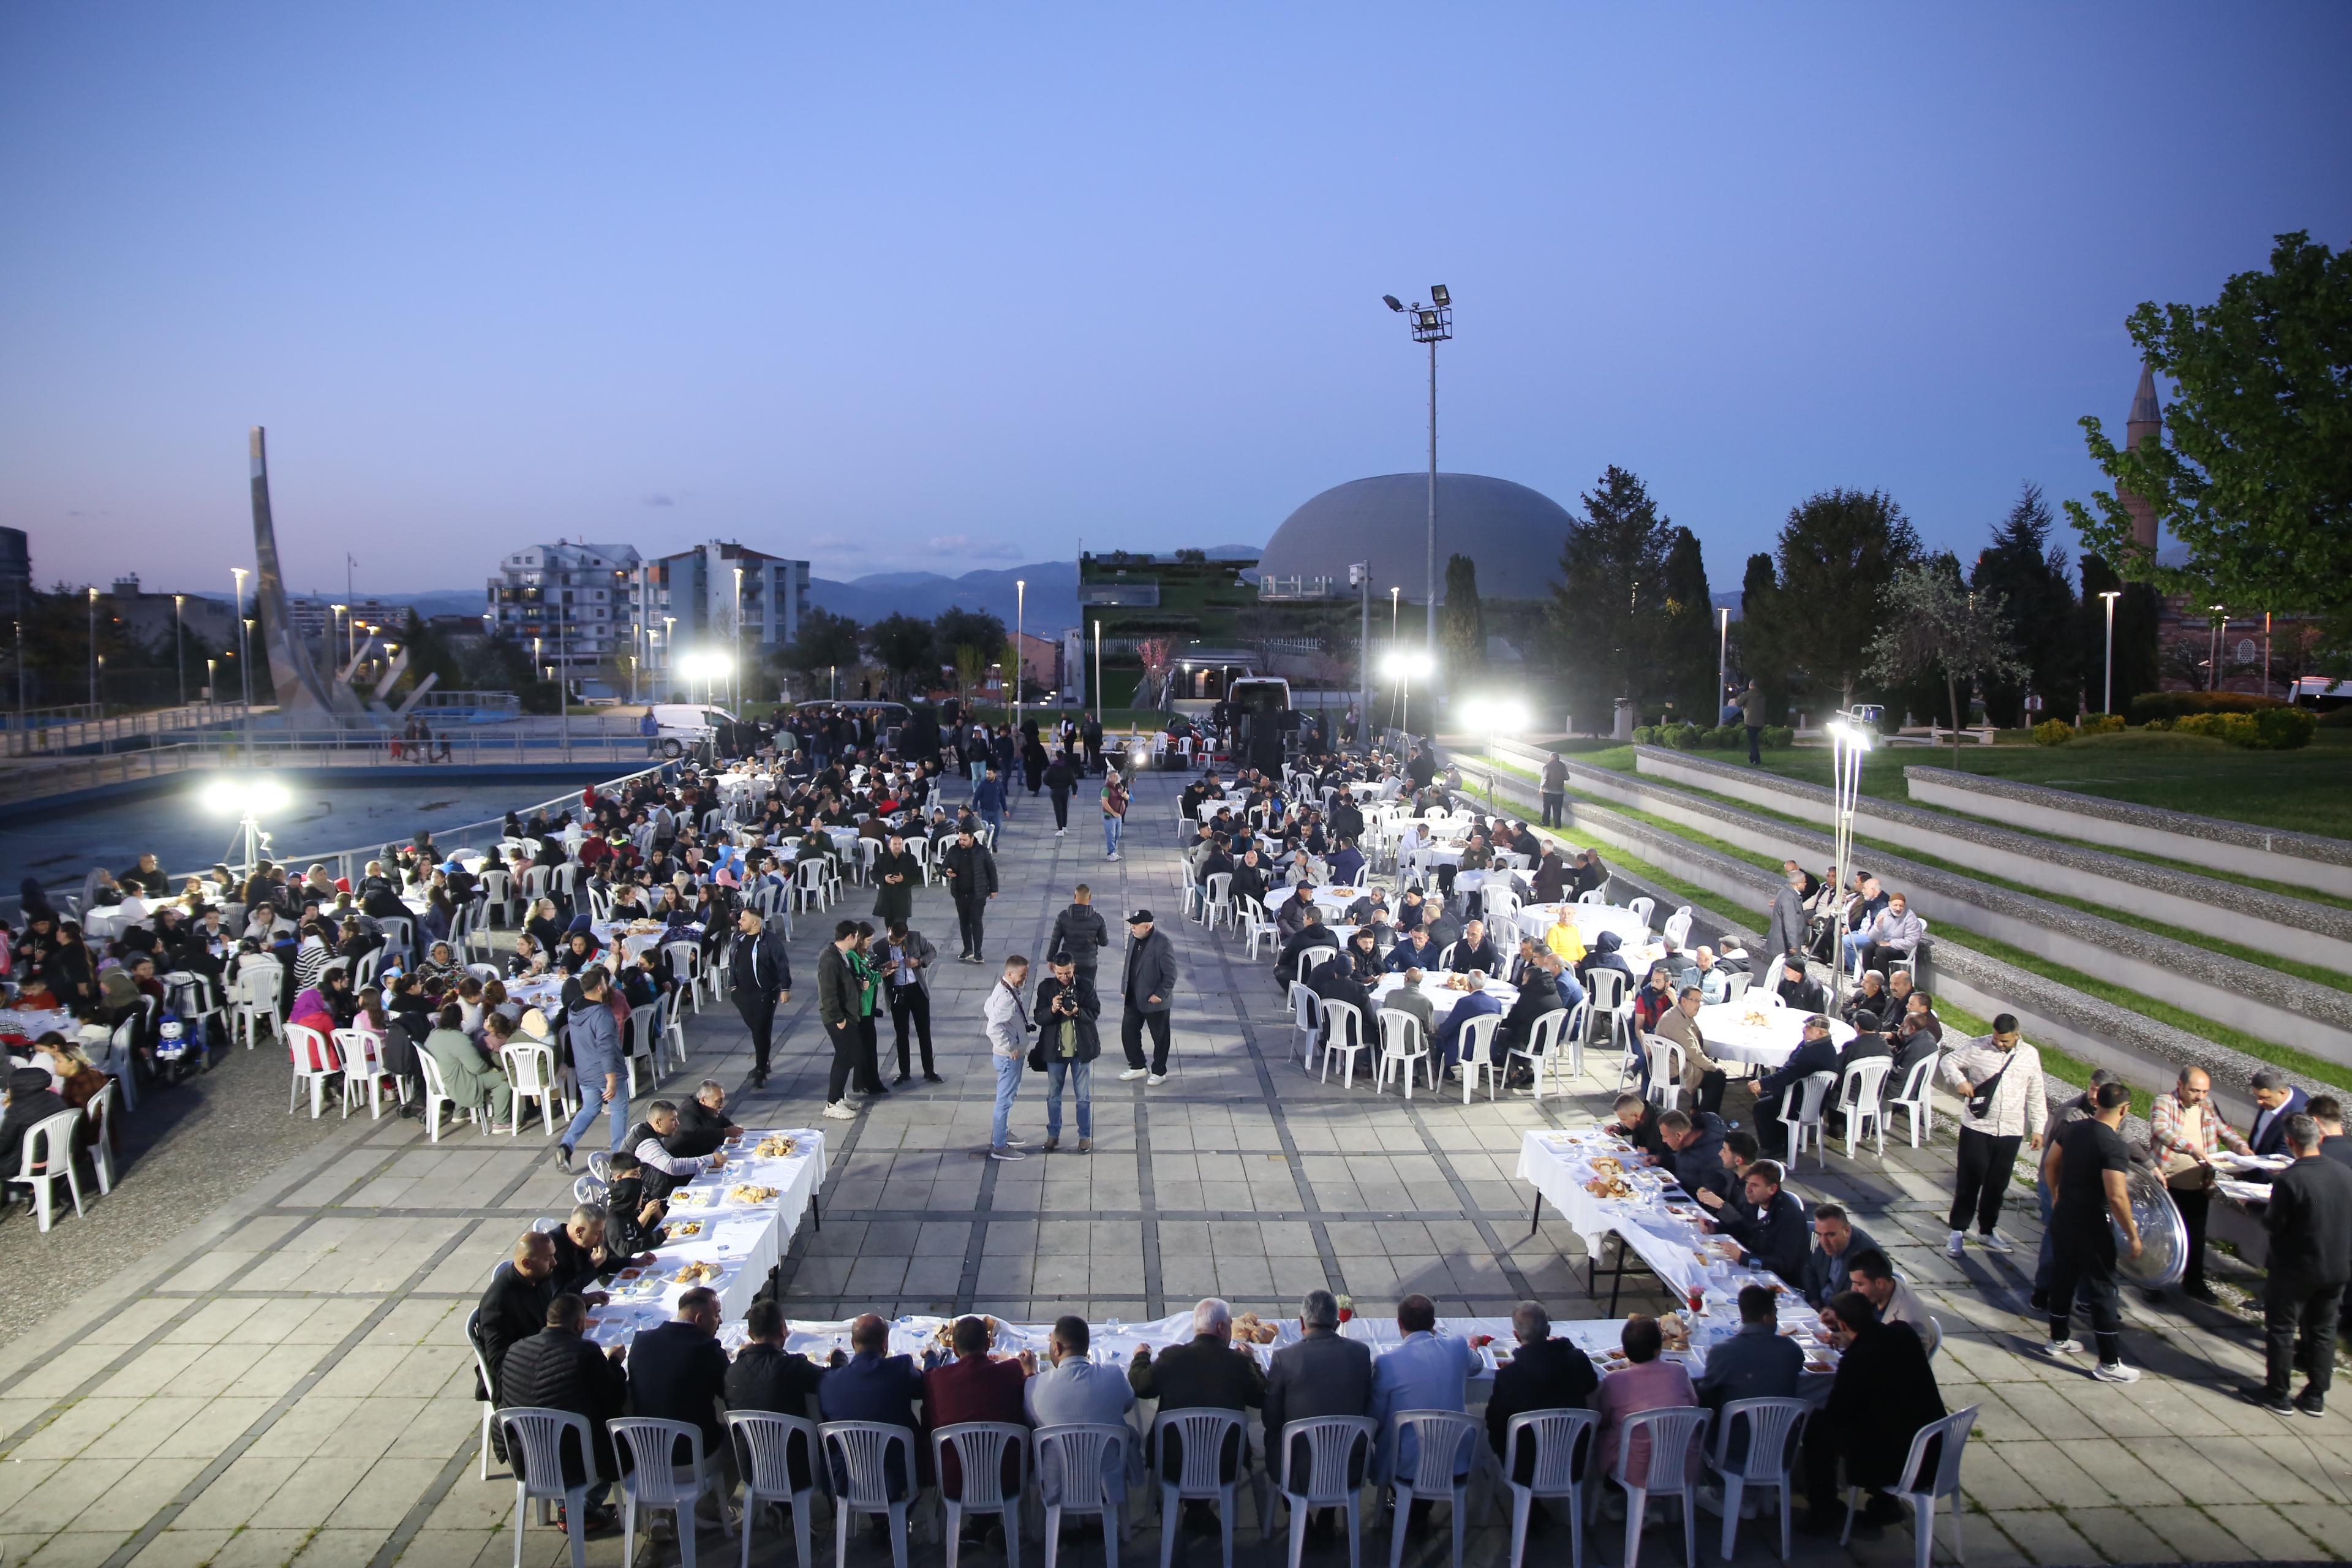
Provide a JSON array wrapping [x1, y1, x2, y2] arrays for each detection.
[[1693, 1003, 1857, 1068], [1514, 1129, 1800, 1310], [583, 1127, 826, 1340], [1368, 973, 1519, 1023], [1306, 886, 1372, 921], [0, 1008, 77, 1039], [81, 906, 139, 940], [594, 921, 687, 962]]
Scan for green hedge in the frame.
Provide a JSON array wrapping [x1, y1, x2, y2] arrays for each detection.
[[2149, 707, 2317, 750], [2032, 718, 2075, 746], [2127, 690, 2284, 723]]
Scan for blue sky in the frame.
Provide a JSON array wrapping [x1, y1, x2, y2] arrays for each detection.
[[2, 3, 2346, 598]]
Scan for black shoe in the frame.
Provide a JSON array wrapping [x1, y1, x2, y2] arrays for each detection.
[[2184, 1282, 2221, 1304], [556, 1144, 575, 1172], [750, 1069, 768, 1088], [923, 1072, 944, 1084], [2295, 1390, 2326, 1417], [2247, 1385, 2297, 1417], [892, 1073, 911, 1086], [1861, 1493, 1905, 1526], [2026, 1291, 2048, 1314]]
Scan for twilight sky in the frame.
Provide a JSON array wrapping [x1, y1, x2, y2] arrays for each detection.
[[2, 3, 2347, 599]]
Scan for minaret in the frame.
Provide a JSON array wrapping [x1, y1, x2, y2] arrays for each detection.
[[2120, 363, 2162, 554]]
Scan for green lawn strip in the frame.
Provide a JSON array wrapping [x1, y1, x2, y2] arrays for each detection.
[[1589, 761, 2352, 996]]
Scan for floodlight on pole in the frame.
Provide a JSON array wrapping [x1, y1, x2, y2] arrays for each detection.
[[1014, 578, 1026, 728], [1717, 608, 1731, 712], [1825, 711, 1873, 1014], [206, 774, 291, 872], [1382, 284, 1453, 673], [230, 567, 254, 763], [2098, 590, 2120, 715]]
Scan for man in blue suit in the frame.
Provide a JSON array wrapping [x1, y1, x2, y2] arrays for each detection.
[[818, 1313, 929, 1495], [1368, 1294, 1478, 1490], [2248, 1071, 2312, 1159], [1431, 973, 1506, 1071], [1753, 1014, 1844, 1128]]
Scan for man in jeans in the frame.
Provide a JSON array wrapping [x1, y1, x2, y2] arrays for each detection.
[[1100, 769, 1128, 862], [557, 967, 627, 1172], [983, 955, 1033, 1161], [1034, 951, 1099, 1153]]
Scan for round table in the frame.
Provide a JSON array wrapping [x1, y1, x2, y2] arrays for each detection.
[[1692, 1001, 1857, 1068], [1306, 886, 1371, 921], [1368, 973, 1520, 1023]]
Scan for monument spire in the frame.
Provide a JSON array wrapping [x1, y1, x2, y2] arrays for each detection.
[[2119, 363, 2163, 554]]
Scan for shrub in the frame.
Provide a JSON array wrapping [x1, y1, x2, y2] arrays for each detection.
[[1660, 722, 1700, 750], [2032, 718, 2075, 746], [1761, 725, 1795, 750], [2318, 704, 2352, 729], [1706, 723, 1743, 749], [1631, 725, 1658, 746], [2080, 712, 2126, 736], [2253, 707, 2316, 750], [2127, 690, 2284, 723]]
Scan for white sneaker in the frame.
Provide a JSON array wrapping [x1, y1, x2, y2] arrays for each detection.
[[989, 1145, 1027, 1161], [1118, 1068, 1148, 1081], [1946, 1231, 1966, 1257], [1055, 829, 1065, 837], [2045, 1338, 2084, 1358], [2092, 1360, 2141, 1384], [1979, 1230, 2015, 1254], [1146, 1072, 1167, 1086], [1107, 853, 1120, 862], [821, 1101, 857, 1120], [1005, 1133, 1028, 1145]]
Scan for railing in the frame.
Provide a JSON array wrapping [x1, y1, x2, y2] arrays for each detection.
[[1, 700, 255, 758]]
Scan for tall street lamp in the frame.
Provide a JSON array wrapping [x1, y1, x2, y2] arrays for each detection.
[[2207, 605, 2226, 693], [172, 594, 186, 708], [731, 566, 745, 713], [662, 616, 676, 701], [1381, 647, 1434, 737], [1824, 710, 1874, 1014], [86, 586, 99, 710], [1716, 608, 1731, 717], [2098, 590, 2120, 715], [1014, 578, 1026, 729], [1383, 285, 1452, 669], [230, 567, 254, 763]]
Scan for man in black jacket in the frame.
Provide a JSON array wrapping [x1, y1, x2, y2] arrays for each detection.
[[497, 1294, 629, 1533], [1445, 918, 1504, 977], [548, 1205, 617, 1300], [2256, 1114, 2352, 1415], [726, 1300, 824, 1488], [1119, 910, 1179, 1084], [1047, 884, 1110, 990], [1129, 1297, 1265, 1516], [1712, 1160, 1810, 1286], [729, 910, 792, 1088], [816, 921, 864, 1118], [0, 1067, 68, 1205], [1485, 1300, 1597, 1484], [1800, 1202, 1879, 1308], [940, 828, 999, 963], [475, 1232, 559, 1407], [628, 1287, 732, 1482], [1753, 1016, 1843, 1127], [1801, 1292, 1943, 1531], [667, 1080, 739, 1158], [1656, 1109, 1730, 1199]]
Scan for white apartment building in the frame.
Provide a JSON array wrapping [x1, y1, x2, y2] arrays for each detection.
[[486, 541, 645, 679]]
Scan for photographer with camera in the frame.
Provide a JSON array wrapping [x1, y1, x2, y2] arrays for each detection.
[[1030, 949, 1101, 1153]]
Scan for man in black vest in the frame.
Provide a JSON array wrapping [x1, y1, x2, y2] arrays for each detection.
[[729, 908, 792, 1088]]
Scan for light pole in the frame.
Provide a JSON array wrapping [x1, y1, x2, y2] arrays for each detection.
[[1716, 608, 1730, 717], [1383, 285, 1452, 668], [331, 603, 347, 672], [2207, 605, 2226, 692], [1014, 578, 1026, 729], [731, 566, 745, 713], [1092, 620, 1103, 728], [173, 595, 186, 708], [206, 775, 289, 875], [2263, 611, 2274, 698], [230, 567, 254, 762], [662, 616, 676, 701], [86, 586, 99, 710], [556, 592, 571, 761], [1382, 648, 1433, 738], [205, 657, 216, 714], [1348, 562, 1371, 753], [1825, 710, 1874, 1013], [2098, 590, 2120, 715]]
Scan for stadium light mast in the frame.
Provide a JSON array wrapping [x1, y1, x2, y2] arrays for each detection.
[[1384, 286, 1452, 668]]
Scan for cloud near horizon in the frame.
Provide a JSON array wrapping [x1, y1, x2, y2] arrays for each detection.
[[922, 535, 1023, 560]]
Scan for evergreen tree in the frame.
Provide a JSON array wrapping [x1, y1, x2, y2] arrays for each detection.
[[1548, 465, 1673, 722], [1439, 554, 1485, 674], [1971, 483, 2079, 724], [1731, 552, 1784, 722], [1752, 489, 1920, 712], [1657, 526, 1715, 722]]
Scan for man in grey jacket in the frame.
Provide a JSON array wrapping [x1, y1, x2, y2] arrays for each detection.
[[1766, 868, 1807, 960], [1262, 1289, 1374, 1501], [558, 967, 627, 1172], [1117, 909, 1178, 1084]]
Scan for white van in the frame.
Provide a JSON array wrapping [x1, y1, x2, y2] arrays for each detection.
[[645, 704, 737, 758]]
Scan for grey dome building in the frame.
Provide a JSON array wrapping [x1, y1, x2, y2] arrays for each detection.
[[1254, 473, 1571, 602]]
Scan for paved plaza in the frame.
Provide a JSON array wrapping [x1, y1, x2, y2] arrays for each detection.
[[0, 767, 2345, 1567]]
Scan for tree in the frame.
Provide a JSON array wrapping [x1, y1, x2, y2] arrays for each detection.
[[1438, 554, 1485, 674], [1865, 557, 2028, 765], [870, 612, 937, 689], [931, 607, 1006, 667], [2074, 554, 2162, 715], [1657, 526, 1716, 721], [1729, 552, 1785, 722], [1970, 483, 2079, 724], [2067, 232, 2352, 669], [1548, 465, 1673, 723], [1751, 489, 1920, 712], [775, 606, 862, 674]]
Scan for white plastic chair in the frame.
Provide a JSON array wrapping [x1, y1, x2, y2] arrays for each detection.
[[1452, 1012, 1505, 1102], [728, 1410, 819, 1568], [1721, 971, 1752, 1005], [1273, 1416, 1373, 1568], [93, 1016, 142, 1114], [1384, 1409, 1477, 1568], [13, 1108, 86, 1232], [611, 1416, 734, 1568], [1576, 970, 1629, 1055], [232, 960, 284, 1047], [1151, 1407, 1264, 1568], [416, 1049, 485, 1142], [1626, 897, 1656, 937], [657, 992, 690, 1070], [932, 1422, 1028, 1568], [1837, 1057, 1895, 1158], [466, 1309, 500, 1481], [821, 1420, 918, 1568], [1288, 983, 1325, 1072], [1706, 1398, 1808, 1563], [498, 1406, 594, 1568], [1887, 1053, 1939, 1147], [1660, 907, 1694, 953], [83, 1079, 118, 1195], [793, 860, 832, 915], [1645, 1036, 1686, 1112], [1840, 1406, 1978, 1568], [1201, 873, 1234, 932], [1501, 1408, 1596, 1568], [1245, 898, 1282, 960], [666, 943, 706, 1016], [1610, 1406, 1709, 1568], [1779, 1071, 1838, 1170], [334, 1027, 405, 1119], [1036, 1422, 1131, 1568], [1318, 999, 1371, 1090], [1376, 1008, 1436, 1099], [286, 1023, 345, 1118], [502, 1041, 562, 1136], [1508, 1009, 1575, 1101]]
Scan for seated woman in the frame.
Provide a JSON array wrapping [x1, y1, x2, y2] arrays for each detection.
[[287, 969, 354, 1072], [421, 1003, 513, 1124], [506, 929, 548, 979], [413, 941, 466, 1001]]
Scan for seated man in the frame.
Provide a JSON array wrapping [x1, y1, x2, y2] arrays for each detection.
[[923, 1314, 1030, 1512], [1801, 1292, 1943, 1533], [1655, 1109, 1730, 1200], [1430, 972, 1505, 1071], [1027, 1315, 1139, 1505], [1694, 1129, 1761, 1217], [726, 1300, 826, 1491], [666, 1079, 740, 1158], [1694, 1284, 1803, 1466], [627, 1287, 731, 1488], [624, 1098, 728, 1200], [819, 1313, 929, 1496], [1844, 892, 1924, 978], [1275, 909, 1341, 992], [1263, 1290, 1374, 1506], [548, 1203, 617, 1299], [1128, 1297, 1264, 1528], [1368, 1294, 1478, 1487], [1845, 1248, 1941, 1357], [1485, 1300, 1597, 1482], [1383, 925, 1439, 974], [1607, 1092, 1673, 1164], [1709, 1159, 1809, 1286], [1769, 954, 1826, 1014], [1752, 1015, 1842, 1128], [1445, 918, 1504, 978], [1308, 948, 1374, 1031], [1800, 1202, 1879, 1308], [497, 1294, 628, 1536]]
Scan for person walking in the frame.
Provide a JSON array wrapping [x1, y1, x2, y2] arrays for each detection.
[[728, 908, 791, 1090], [870, 832, 920, 927], [1741, 680, 1765, 766], [816, 921, 862, 1121], [2041, 1079, 2143, 1382], [1100, 768, 1128, 862], [1048, 883, 1110, 992], [1540, 752, 1567, 829], [1117, 909, 1177, 1085], [940, 826, 999, 963], [2253, 1114, 2352, 1415], [557, 967, 627, 1172], [1044, 749, 1077, 835], [881, 919, 940, 1084], [983, 955, 1033, 1161], [1939, 1012, 2046, 1256], [1032, 951, 1099, 1153], [973, 765, 1006, 839]]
